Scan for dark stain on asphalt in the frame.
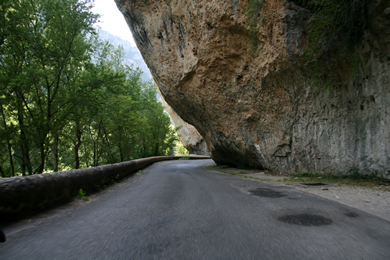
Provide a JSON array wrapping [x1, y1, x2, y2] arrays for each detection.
[[249, 188, 286, 198], [146, 243, 165, 254], [278, 213, 333, 226], [344, 212, 359, 218], [301, 182, 329, 186]]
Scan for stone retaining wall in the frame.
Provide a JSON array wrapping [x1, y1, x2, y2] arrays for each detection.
[[0, 156, 210, 221]]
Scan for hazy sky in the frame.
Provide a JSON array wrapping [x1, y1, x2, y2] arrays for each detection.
[[92, 0, 136, 46]]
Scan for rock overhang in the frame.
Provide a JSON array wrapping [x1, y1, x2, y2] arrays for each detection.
[[115, 0, 390, 175]]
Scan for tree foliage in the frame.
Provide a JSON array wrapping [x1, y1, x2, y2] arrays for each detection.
[[0, 0, 177, 177]]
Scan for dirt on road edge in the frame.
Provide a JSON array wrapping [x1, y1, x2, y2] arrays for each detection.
[[206, 164, 390, 222]]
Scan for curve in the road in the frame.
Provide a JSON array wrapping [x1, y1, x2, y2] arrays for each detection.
[[1, 159, 389, 259]]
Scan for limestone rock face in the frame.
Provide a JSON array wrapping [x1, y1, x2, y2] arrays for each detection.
[[159, 89, 209, 155], [115, 0, 390, 175]]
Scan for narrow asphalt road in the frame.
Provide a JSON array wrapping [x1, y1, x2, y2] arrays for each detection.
[[1, 159, 390, 259]]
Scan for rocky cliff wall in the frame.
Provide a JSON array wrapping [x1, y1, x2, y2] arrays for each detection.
[[115, 0, 390, 175], [158, 88, 209, 155]]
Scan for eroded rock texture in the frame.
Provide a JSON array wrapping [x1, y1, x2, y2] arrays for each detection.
[[158, 89, 209, 155], [115, 0, 390, 175]]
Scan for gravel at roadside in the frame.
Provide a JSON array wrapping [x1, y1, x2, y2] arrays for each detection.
[[208, 166, 390, 222], [249, 172, 390, 222], [288, 183, 390, 222]]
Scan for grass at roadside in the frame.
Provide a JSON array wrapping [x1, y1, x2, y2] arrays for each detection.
[[205, 165, 255, 179], [205, 165, 390, 190], [288, 172, 390, 188]]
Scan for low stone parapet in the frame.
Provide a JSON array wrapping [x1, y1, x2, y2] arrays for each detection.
[[0, 156, 210, 222]]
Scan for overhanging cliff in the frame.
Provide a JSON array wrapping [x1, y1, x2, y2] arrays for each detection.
[[115, 0, 390, 175], [158, 88, 209, 155]]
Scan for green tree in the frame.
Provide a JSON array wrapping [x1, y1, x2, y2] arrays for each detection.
[[0, 0, 179, 177], [137, 82, 178, 157], [0, 0, 97, 174]]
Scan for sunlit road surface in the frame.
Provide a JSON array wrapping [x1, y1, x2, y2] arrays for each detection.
[[1, 159, 390, 259]]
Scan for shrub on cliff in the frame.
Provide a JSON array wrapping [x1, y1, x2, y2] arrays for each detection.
[[245, 0, 366, 55]]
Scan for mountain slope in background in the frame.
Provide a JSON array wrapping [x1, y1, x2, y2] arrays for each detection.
[[98, 29, 152, 82]]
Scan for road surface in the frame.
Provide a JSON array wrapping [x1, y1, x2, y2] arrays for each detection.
[[1, 159, 390, 259]]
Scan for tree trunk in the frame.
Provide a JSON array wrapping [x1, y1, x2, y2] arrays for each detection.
[[119, 143, 124, 162], [154, 143, 159, 156], [53, 134, 59, 172], [140, 135, 146, 158], [6, 142, 15, 177], [117, 126, 123, 162], [38, 141, 45, 173], [19, 142, 26, 176], [75, 144, 80, 169], [17, 97, 32, 175], [1, 104, 15, 176], [0, 165, 5, 178], [102, 126, 115, 163], [91, 123, 101, 167], [75, 122, 82, 169]]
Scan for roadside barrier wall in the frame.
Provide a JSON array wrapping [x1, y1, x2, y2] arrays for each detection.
[[0, 156, 210, 221]]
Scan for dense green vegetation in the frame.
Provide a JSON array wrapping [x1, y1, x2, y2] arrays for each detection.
[[295, 0, 365, 53], [244, 0, 264, 50], [0, 0, 177, 177], [172, 137, 189, 156], [289, 172, 390, 187]]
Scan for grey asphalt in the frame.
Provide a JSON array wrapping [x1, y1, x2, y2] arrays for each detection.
[[1, 159, 390, 259]]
